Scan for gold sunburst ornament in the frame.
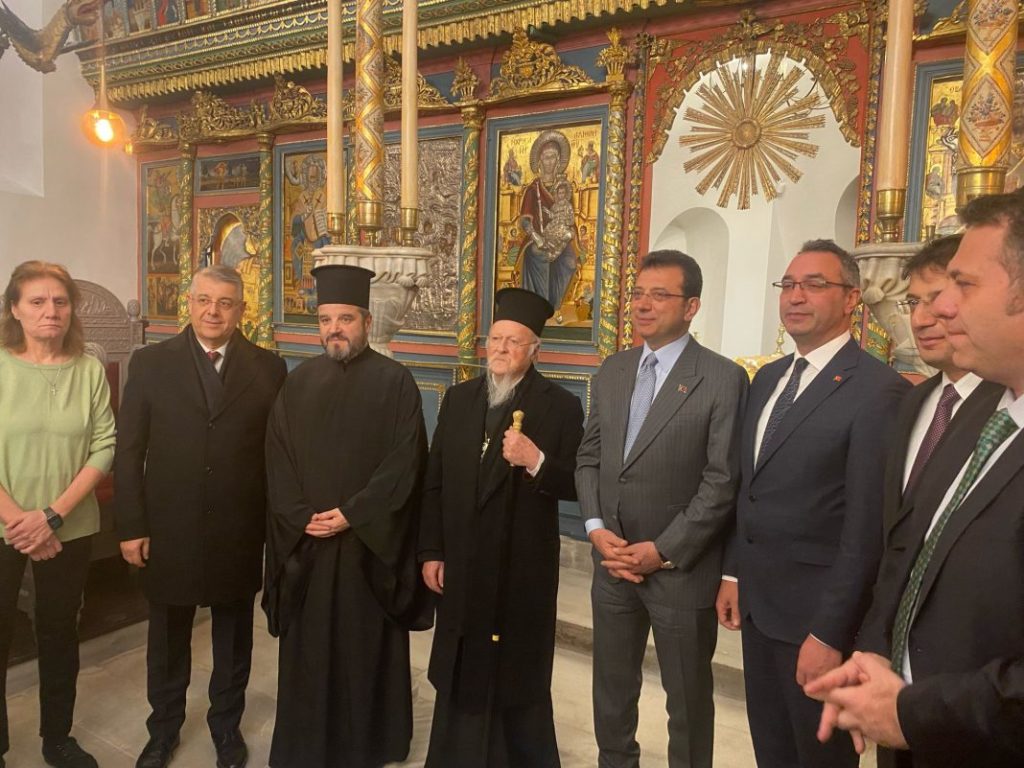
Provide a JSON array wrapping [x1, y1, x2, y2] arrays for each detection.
[[679, 53, 825, 210]]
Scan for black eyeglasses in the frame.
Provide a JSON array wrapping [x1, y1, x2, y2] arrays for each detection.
[[772, 279, 852, 293]]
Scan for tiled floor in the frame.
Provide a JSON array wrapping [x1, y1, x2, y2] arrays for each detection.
[[7, 614, 757, 767], [6, 569, 876, 767]]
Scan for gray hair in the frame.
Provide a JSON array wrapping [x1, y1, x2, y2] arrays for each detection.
[[190, 265, 243, 298]]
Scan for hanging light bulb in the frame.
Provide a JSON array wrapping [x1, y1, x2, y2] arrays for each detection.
[[81, 8, 126, 148]]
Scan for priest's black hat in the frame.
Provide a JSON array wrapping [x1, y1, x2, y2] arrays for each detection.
[[493, 288, 554, 337], [311, 264, 375, 309]]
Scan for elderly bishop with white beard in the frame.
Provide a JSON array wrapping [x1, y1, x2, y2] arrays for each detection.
[[419, 288, 585, 768]]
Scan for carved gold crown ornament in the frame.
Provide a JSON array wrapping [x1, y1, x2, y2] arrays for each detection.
[[678, 52, 825, 210], [487, 26, 594, 100]]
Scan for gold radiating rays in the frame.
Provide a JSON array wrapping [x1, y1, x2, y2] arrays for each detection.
[[678, 53, 825, 210]]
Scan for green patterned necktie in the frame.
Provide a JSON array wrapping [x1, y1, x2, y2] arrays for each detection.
[[891, 408, 1018, 675]]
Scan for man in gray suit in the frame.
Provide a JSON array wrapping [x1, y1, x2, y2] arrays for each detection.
[[576, 249, 749, 768]]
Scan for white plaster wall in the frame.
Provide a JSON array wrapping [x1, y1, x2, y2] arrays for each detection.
[[649, 54, 861, 359], [0, 0, 137, 303]]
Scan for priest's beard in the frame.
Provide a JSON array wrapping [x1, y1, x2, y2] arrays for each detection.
[[486, 370, 523, 408], [323, 328, 368, 362]]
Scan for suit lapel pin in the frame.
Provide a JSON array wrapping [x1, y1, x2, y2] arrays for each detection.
[[833, 375, 843, 383], [678, 384, 688, 394]]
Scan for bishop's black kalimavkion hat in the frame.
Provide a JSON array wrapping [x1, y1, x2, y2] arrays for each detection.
[[493, 287, 554, 337]]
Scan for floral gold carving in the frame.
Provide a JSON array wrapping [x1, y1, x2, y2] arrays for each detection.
[[383, 54, 448, 110], [487, 26, 594, 101], [452, 57, 480, 103], [178, 91, 264, 142], [269, 74, 327, 122]]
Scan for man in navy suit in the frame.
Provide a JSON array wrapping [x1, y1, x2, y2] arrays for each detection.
[[880, 235, 1001, 533], [717, 239, 909, 767], [807, 189, 1024, 768]]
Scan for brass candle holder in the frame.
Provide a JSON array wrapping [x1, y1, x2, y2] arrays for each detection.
[[400, 207, 419, 246], [875, 188, 907, 243]]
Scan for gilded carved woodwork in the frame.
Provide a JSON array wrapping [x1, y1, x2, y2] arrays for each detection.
[[677, 53, 825, 210], [457, 105, 484, 382], [858, 2, 885, 244], [921, 0, 1023, 40], [129, 70, 452, 155], [178, 91, 264, 143], [382, 54, 448, 110], [598, 28, 633, 358], [0, 0, 97, 73], [487, 26, 595, 101], [81, 0, 714, 105], [256, 134, 275, 348], [452, 57, 480, 103], [354, 0, 385, 217], [649, 8, 867, 163], [176, 143, 196, 327], [622, 33, 655, 348]]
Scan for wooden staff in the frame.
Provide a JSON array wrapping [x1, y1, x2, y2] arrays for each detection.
[[492, 409, 525, 643]]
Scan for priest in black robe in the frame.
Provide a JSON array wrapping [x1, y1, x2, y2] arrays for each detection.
[[263, 264, 429, 768], [420, 288, 585, 767]]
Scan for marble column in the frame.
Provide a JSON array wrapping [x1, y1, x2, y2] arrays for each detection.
[[957, 0, 1019, 205]]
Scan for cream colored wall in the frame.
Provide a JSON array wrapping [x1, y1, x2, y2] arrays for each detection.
[[0, 0, 137, 304], [649, 54, 861, 360]]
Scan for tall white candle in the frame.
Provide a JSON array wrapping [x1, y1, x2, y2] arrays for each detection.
[[401, 0, 418, 211], [876, 0, 913, 190], [327, 0, 343, 215]]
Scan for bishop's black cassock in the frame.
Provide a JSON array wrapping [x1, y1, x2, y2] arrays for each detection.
[[419, 364, 584, 767]]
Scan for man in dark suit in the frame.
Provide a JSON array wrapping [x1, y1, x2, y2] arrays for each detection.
[[882, 235, 999, 532], [419, 288, 584, 768], [576, 250, 749, 768], [716, 239, 909, 768], [115, 265, 286, 768], [807, 189, 1024, 768]]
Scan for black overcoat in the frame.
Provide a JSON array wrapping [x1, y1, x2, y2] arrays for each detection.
[[419, 365, 584, 708], [114, 327, 287, 606]]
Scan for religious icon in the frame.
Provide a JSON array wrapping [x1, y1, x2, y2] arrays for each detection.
[[916, 67, 1024, 238], [493, 121, 603, 338], [280, 151, 329, 321], [142, 163, 181, 320], [197, 154, 260, 193]]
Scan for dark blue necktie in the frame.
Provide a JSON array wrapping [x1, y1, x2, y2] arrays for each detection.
[[757, 357, 809, 464]]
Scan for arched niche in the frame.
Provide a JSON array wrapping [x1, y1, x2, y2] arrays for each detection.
[[834, 178, 860, 251], [650, 207, 730, 352]]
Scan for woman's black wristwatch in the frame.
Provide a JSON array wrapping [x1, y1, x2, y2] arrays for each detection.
[[44, 506, 63, 531]]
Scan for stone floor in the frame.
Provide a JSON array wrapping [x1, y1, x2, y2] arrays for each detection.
[[5, 566, 876, 767]]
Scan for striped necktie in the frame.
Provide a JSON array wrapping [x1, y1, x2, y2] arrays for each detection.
[[757, 357, 809, 465]]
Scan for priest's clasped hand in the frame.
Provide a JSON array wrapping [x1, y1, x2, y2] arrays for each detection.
[[502, 429, 540, 468], [305, 508, 351, 537]]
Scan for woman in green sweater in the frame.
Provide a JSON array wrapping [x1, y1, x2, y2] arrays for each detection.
[[0, 262, 116, 768]]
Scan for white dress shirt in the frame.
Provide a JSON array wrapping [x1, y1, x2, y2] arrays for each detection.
[[902, 386, 1024, 682], [196, 338, 230, 374], [752, 332, 851, 465], [902, 372, 983, 490], [584, 334, 691, 535]]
